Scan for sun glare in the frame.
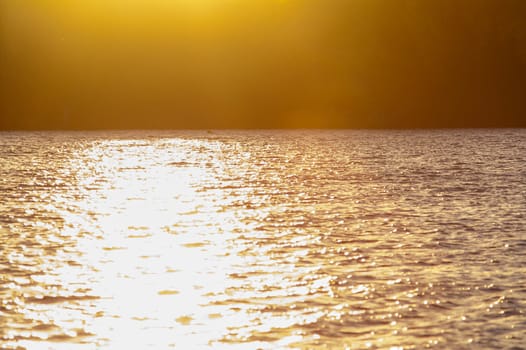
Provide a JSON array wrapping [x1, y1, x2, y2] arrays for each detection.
[[37, 138, 274, 348]]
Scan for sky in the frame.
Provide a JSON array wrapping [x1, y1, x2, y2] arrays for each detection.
[[1, 0, 525, 130]]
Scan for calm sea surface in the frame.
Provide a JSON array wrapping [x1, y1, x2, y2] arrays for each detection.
[[0, 130, 525, 349]]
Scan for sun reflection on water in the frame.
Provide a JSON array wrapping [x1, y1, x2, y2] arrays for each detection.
[[68, 139, 351, 349], [21, 137, 305, 350], [60, 139, 257, 348]]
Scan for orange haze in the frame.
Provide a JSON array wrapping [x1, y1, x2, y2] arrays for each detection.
[[1, 0, 525, 129]]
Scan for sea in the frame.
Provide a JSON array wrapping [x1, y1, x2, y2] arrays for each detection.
[[0, 129, 525, 349]]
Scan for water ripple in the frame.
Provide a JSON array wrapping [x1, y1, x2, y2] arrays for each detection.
[[0, 129, 525, 349]]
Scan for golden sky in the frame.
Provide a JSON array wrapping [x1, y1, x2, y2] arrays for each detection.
[[1, 0, 525, 129]]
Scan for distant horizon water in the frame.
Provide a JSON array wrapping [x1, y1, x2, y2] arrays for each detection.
[[1, 129, 525, 349]]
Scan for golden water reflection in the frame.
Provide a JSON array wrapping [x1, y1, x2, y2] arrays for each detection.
[[67, 139, 265, 349], [10, 137, 325, 349], [2, 131, 525, 349]]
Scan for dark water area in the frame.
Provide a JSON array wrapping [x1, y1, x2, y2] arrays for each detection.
[[0, 129, 525, 349]]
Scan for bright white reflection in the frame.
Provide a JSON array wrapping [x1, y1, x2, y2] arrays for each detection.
[[44, 138, 278, 349], [7, 136, 363, 350]]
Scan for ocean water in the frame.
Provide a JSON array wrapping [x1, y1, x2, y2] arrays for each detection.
[[0, 129, 525, 350]]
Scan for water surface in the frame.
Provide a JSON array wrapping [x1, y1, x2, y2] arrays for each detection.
[[1, 130, 525, 349]]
